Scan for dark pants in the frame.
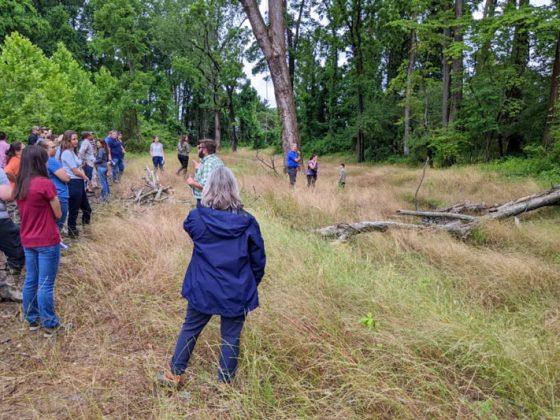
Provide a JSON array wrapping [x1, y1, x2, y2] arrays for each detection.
[[68, 179, 91, 235], [152, 156, 164, 171], [177, 155, 189, 174], [287, 167, 298, 186], [170, 305, 246, 383], [0, 218, 25, 270], [307, 174, 317, 187]]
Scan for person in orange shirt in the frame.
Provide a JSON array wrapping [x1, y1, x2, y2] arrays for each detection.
[[4, 142, 24, 224], [4, 142, 24, 188]]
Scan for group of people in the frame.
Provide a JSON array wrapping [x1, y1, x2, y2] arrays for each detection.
[[0, 127, 127, 336], [1, 132, 355, 386], [285, 143, 347, 188], [2, 130, 268, 386], [149, 134, 192, 175]]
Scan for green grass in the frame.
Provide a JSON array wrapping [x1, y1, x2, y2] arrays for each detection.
[[1, 151, 558, 418]]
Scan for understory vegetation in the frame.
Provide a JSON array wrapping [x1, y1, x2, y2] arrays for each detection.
[[1, 151, 558, 418]]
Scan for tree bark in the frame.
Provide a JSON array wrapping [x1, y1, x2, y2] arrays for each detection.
[[543, 0, 560, 148], [285, 0, 306, 90], [226, 85, 238, 151], [503, 0, 529, 155], [442, 26, 451, 127], [449, 0, 463, 123], [239, 0, 300, 163], [403, 29, 416, 156]]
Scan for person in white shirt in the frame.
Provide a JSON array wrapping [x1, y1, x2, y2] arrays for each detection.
[[150, 136, 165, 173]]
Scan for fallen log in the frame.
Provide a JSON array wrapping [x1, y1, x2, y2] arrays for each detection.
[[317, 221, 424, 240], [319, 186, 560, 240], [396, 209, 477, 222]]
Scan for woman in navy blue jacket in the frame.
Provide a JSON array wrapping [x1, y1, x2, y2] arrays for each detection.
[[159, 166, 266, 387]]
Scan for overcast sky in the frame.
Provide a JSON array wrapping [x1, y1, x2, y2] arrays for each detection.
[[244, 0, 551, 108]]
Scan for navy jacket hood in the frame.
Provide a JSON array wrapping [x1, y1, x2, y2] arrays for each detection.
[[181, 206, 266, 317], [197, 207, 253, 238]]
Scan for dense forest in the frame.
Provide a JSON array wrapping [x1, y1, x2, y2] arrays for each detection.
[[1, 0, 560, 170]]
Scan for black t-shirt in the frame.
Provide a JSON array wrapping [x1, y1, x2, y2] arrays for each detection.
[[28, 134, 38, 146]]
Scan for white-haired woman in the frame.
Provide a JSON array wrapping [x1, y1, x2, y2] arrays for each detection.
[[159, 166, 266, 387]]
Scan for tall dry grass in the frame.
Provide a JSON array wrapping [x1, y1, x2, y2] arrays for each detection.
[[0, 150, 558, 418]]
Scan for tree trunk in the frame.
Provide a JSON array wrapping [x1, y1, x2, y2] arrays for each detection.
[[214, 108, 221, 149], [504, 0, 529, 155], [403, 29, 416, 156], [226, 85, 238, 151], [442, 24, 451, 127], [543, 0, 560, 148], [239, 0, 300, 164], [285, 0, 306, 90], [449, 0, 463, 123], [475, 0, 497, 71], [350, 0, 365, 162]]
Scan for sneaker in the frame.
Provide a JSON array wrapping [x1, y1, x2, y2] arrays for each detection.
[[156, 371, 184, 388], [29, 322, 40, 332], [43, 323, 71, 338]]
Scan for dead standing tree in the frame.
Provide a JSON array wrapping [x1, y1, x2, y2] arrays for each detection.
[[239, 0, 300, 166], [318, 186, 560, 240]]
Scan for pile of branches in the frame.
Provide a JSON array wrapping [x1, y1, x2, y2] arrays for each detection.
[[127, 167, 172, 205], [318, 186, 560, 240]]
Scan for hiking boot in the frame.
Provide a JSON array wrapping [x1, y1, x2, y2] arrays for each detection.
[[0, 282, 22, 302], [29, 321, 40, 332], [156, 371, 184, 388], [43, 323, 72, 338]]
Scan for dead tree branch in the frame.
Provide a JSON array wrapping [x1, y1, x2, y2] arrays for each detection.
[[319, 186, 560, 240], [255, 150, 280, 176]]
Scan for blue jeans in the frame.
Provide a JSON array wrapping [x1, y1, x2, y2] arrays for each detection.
[[152, 156, 164, 171], [57, 197, 68, 232], [22, 244, 61, 328], [83, 165, 93, 182], [112, 157, 124, 182], [97, 166, 110, 201], [170, 305, 246, 383]]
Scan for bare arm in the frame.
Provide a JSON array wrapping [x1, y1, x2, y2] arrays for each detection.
[[5, 172, 15, 183], [54, 168, 70, 183], [0, 184, 12, 201], [71, 167, 88, 181], [187, 176, 203, 191], [50, 196, 62, 219]]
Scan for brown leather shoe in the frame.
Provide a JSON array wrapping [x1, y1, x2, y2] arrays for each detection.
[[157, 371, 183, 388]]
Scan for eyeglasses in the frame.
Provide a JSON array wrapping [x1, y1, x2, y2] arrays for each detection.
[[197, 146, 206, 150]]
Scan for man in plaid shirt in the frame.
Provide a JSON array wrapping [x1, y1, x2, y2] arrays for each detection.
[[187, 139, 224, 205]]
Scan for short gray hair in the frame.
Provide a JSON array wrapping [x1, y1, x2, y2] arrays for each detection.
[[201, 166, 243, 210]]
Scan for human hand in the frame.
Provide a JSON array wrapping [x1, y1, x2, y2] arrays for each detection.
[[186, 175, 195, 186], [193, 159, 201, 170]]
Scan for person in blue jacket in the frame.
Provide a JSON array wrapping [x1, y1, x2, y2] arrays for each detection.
[[159, 166, 266, 387]]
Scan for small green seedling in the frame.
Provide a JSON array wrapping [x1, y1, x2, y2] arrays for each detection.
[[360, 312, 377, 329]]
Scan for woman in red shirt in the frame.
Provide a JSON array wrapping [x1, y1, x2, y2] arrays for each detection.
[[15, 146, 64, 338]]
